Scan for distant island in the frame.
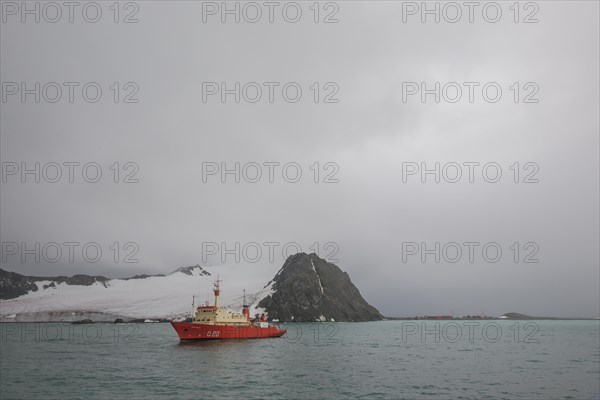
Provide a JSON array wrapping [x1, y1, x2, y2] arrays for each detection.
[[385, 312, 599, 321]]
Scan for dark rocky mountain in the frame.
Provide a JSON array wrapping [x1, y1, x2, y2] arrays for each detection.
[[0, 268, 111, 300], [171, 265, 211, 276], [0, 269, 40, 300], [126, 274, 165, 280], [258, 253, 383, 322], [0, 265, 210, 300]]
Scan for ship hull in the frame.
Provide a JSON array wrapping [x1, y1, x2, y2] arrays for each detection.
[[170, 321, 287, 340]]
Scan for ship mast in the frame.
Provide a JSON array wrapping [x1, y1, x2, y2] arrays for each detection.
[[242, 289, 250, 320], [213, 276, 221, 308]]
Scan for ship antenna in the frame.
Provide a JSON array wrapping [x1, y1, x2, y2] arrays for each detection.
[[243, 289, 247, 307]]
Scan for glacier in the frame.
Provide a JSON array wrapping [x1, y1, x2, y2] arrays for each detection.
[[0, 264, 277, 322]]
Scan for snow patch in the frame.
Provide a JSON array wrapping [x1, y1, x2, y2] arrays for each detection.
[[311, 260, 324, 295]]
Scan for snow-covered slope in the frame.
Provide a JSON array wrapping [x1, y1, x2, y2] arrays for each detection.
[[0, 264, 277, 322]]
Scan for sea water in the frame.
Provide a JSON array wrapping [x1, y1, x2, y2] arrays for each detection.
[[1, 320, 599, 399]]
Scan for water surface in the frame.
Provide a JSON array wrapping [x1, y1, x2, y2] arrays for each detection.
[[1, 320, 599, 399]]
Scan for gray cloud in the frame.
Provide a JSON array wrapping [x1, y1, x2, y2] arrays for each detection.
[[1, 1, 598, 317]]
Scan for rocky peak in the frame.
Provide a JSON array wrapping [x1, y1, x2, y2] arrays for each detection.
[[258, 253, 383, 322], [171, 265, 211, 276]]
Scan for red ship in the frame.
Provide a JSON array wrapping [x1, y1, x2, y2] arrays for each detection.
[[170, 279, 286, 341]]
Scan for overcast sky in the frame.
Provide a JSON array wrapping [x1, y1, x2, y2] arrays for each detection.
[[1, 1, 598, 318]]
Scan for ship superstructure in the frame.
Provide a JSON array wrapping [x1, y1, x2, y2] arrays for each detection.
[[170, 278, 286, 340]]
